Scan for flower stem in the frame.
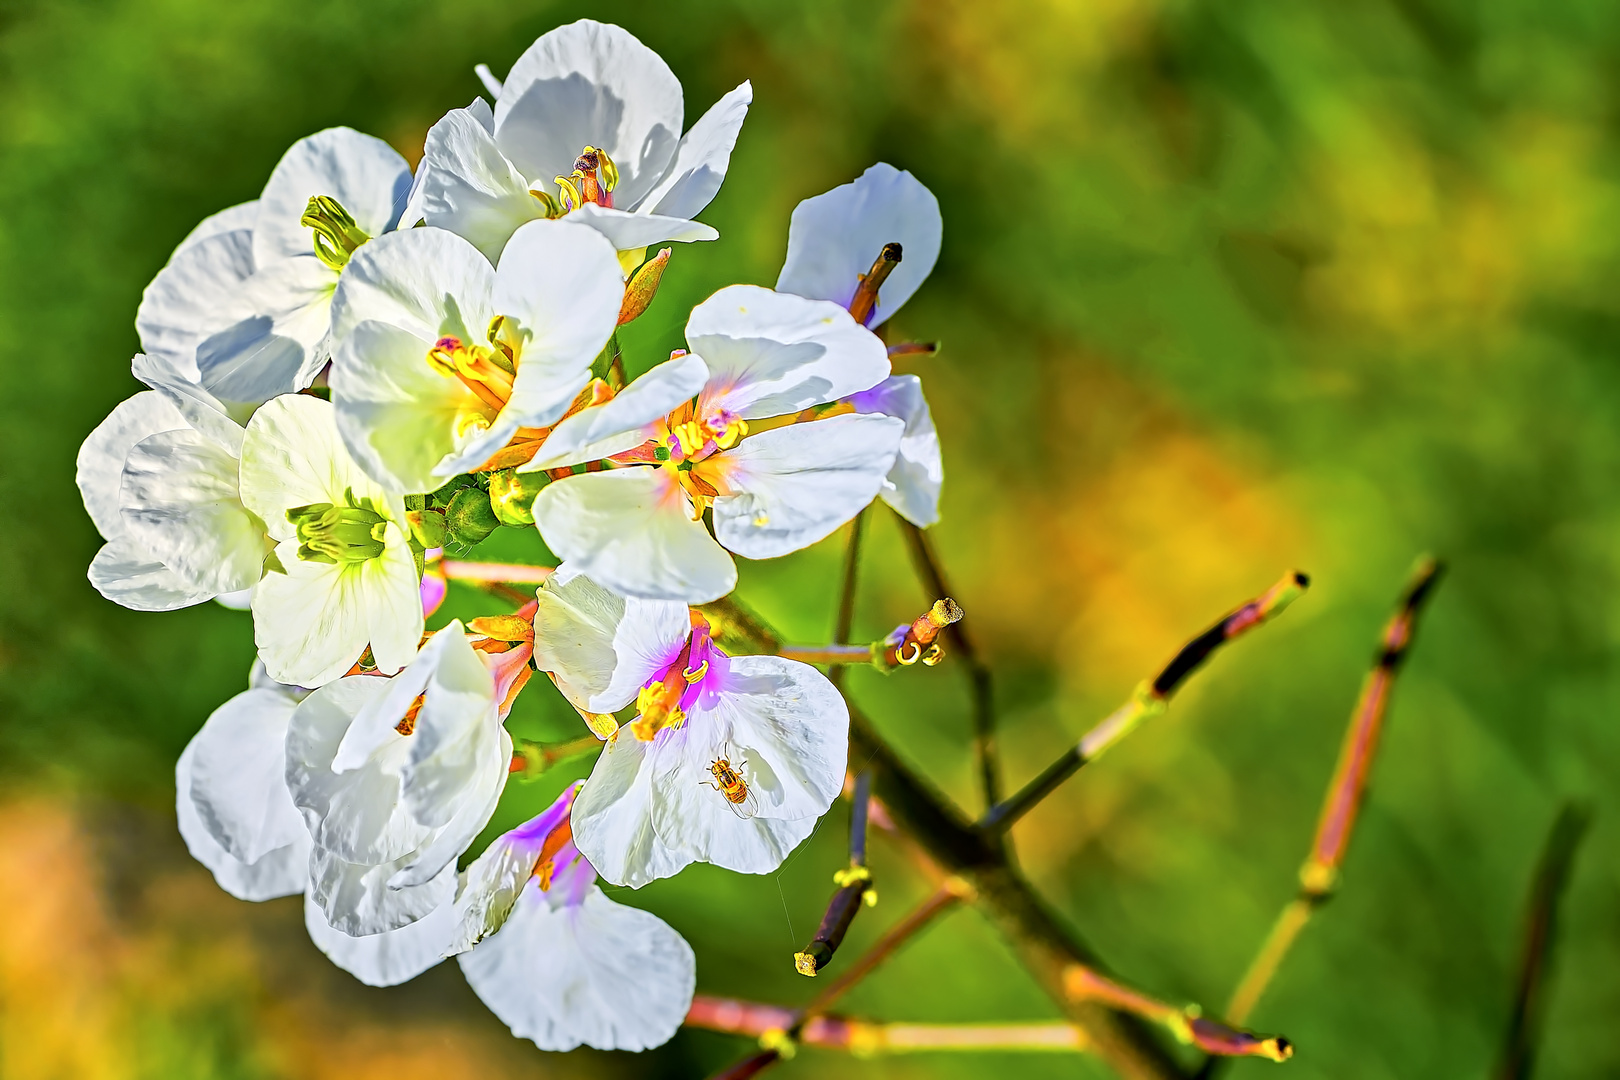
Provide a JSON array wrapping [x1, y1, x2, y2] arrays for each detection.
[[777, 643, 875, 665], [978, 570, 1310, 835], [1219, 559, 1440, 1032], [1065, 964, 1290, 1063], [898, 517, 1001, 808], [439, 559, 554, 583], [687, 996, 1093, 1053], [1493, 801, 1591, 1080], [794, 772, 875, 977]]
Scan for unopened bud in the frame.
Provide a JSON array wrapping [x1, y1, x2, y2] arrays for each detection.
[[406, 507, 447, 549], [444, 486, 500, 546], [301, 195, 370, 271], [488, 468, 543, 526], [618, 248, 671, 325]]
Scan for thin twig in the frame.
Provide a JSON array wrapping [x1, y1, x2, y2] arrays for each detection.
[[1222, 558, 1443, 1030], [509, 734, 600, 778], [777, 644, 875, 666], [795, 772, 876, 976], [1493, 801, 1592, 1080], [797, 877, 974, 1020], [898, 517, 1001, 809], [687, 996, 1091, 1053], [1064, 964, 1291, 1062], [980, 571, 1310, 834]]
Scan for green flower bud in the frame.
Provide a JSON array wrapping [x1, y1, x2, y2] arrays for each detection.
[[445, 486, 500, 546], [301, 195, 371, 271], [488, 468, 543, 526], [407, 507, 448, 549]]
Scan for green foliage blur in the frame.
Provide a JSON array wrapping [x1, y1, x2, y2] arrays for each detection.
[[2, 0, 1618, 1077]]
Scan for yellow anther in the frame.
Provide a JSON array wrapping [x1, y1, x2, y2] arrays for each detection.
[[529, 188, 563, 218], [591, 146, 619, 191], [681, 659, 709, 682], [554, 174, 583, 210], [671, 420, 707, 457], [897, 642, 922, 666], [920, 643, 944, 666], [711, 415, 748, 450], [793, 952, 818, 977]]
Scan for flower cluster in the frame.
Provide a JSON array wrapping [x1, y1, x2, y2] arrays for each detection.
[[79, 20, 944, 1053]]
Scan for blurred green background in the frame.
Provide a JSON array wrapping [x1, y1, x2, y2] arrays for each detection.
[[2, 0, 1616, 1076]]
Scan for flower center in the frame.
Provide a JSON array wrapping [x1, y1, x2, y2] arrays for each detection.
[[630, 614, 726, 741], [285, 487, 390, 565], [426, 316, 522, 439], [301, 196, 371, 271], [662, 394, 749, 465], [530, 145, 619, 217]]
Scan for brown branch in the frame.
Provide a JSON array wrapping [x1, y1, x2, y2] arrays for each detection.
[[1221, 559, 1442, 1031], [898, 517, 1001, 809], [980, 571, 1310, 834], [1493, 801, 1592, 1080]]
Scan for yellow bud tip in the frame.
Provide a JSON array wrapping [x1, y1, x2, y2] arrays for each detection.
[[927, 597, 965, 627], [1263, 1037, 1294, 1062], [793, 952, 819, 977], [862, 888, 878, 907], [759, 1027, 797, 1058]]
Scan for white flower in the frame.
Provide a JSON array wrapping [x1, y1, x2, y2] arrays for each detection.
[[529, 285, 904, 602], [137, 128, 412, 413], [238, 394, 422, 687], [175, 664, 311, 901], [283, 622, 522, 935], [327, 219, 623, 494], [530, 571, 848, 887], [454, 783, 696, 1052], [776, 163, 945, 525], [776, 162, 941, 329], [76, 360, 267, 611], [410, 19, 750, 264]]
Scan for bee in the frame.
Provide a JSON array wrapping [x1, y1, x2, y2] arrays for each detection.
[[702, 753, 759, 818]]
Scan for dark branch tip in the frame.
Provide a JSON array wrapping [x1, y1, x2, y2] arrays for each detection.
[[881, 241, 903, 262], [1292, 571, 1311, 588]]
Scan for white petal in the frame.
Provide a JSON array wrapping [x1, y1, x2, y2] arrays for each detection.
[[88, 535, 214, 610], [196, 256, 336, 402], [531, 568, 690, 713], [238, 394, 396, 541], [119, 429, 264, 595], [176, 739, 309, 901], [567, 203, 718, 250], [641, 81, 752, 219], [254, 127, 413, 266], [332, 622, 467, 774], [304, 889, 454, 987], [645, 657, 846, 875], [459, 885, 695, 1052], [360, 535, 427, 676], [77, 391, 187, 540], [571, 734, 693, 888], [251, 546, 368, 687], [215, 588, 254, 611], [849, 374, 942, 526], [388, 727, 509, 890], [130, 351, 246, 453], [474, 65, 503, 100], [328, 225, 495, 346], [687, 285, 891, 419], [491, 218, 624, 428], [308, 844, 456, 936], [521, 351, 708, 471], [186, 687, 305, 864], [330, 320, 490, 495], [776, 162, 942, 327], [137, 229, 256, 381], [415, 106, 543, 263], [710, 413, 903, 559], [493, 20, 683, 212], [173, 200, 259, 259], [534, 467, 736, 603], [286, 676, 427, 864]]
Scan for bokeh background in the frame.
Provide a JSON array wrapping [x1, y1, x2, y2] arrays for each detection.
[[2, 0, 1617, 1076]]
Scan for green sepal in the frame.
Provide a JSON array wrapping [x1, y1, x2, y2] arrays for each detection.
[[445, 486, 500, 546], [488, 468, 543, 526]]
